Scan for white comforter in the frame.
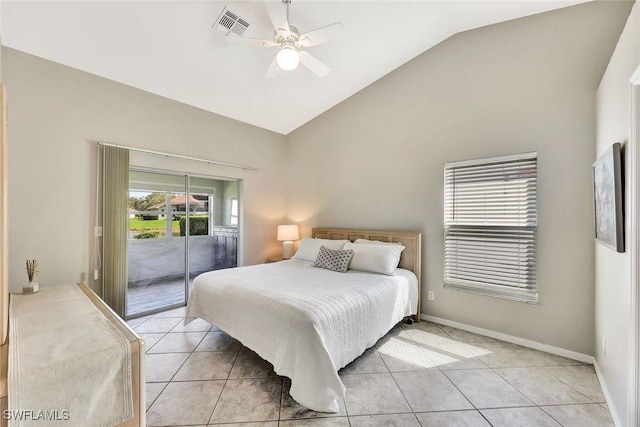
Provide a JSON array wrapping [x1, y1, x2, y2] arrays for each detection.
[[185, 259, 418, 412]]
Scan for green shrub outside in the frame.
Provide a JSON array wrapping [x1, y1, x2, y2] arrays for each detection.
[[133, 231, 160, 239], [179, 216, 209, 236]]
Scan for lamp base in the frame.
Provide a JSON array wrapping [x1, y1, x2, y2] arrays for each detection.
[[282, 241, 295, 259]]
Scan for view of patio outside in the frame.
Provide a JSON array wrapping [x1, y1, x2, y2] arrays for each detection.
[[126, 171, 239, 318]]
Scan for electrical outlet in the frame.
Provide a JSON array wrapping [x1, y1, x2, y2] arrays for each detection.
[[95, 226, 103, 237], [602, 337, 607, 355], [428, 291, 435, 301]]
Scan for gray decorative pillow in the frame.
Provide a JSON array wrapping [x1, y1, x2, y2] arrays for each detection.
[[312, 245, 354, 273]]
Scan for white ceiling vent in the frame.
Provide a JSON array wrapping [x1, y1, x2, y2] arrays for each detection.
[[214, 7, 249, 37]]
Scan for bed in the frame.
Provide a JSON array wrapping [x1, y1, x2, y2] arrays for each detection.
[[185, 228, 422, 413]]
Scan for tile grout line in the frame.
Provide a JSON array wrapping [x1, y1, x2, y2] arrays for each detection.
[[541, 365, 605, 403], [538, 405, 566, 426], [484, 367, 541, 409], [387, 360, 422, 415], [492, 366, 595, 409], [203, 326, 242, 426], [145, 318, 214, 426], [439, 368, 481, 413], [144, 381, 169, 415]]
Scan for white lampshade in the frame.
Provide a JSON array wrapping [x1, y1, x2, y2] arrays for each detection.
[[276, 46, 300, 71], [277, 224, 299, 242], [277, 224, 299, 260]]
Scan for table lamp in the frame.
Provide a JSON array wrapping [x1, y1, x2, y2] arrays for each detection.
[[277, 224, 299, 259]]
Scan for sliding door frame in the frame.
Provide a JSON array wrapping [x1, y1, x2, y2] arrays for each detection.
[[127, 166, 242, 318], [128, 167, 188, 317]]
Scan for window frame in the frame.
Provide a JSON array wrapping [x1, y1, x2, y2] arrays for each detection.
[[128, 190, 215, 240], [443, 152, 538, 303]]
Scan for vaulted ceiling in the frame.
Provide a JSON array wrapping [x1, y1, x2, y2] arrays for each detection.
[[2, 1, 587, 134]]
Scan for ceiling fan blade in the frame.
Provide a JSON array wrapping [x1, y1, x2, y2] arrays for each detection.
[[264, 55, 279, 79], [264, 1, 290, 36], [227, 35, 276, 47], [298, 22, 345, 48], [298, 51, 331, 77]]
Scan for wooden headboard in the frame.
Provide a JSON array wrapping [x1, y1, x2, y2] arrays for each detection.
[[312, 228, 422, 319]]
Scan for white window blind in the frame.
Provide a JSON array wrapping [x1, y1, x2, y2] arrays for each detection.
[[444, 152, 538, 303]]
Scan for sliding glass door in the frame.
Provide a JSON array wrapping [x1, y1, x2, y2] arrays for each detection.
[[126, 170, 239, 318], [187, 178, 238, 297]]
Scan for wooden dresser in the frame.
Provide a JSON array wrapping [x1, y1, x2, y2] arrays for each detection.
[[0, 283, 145, 426]]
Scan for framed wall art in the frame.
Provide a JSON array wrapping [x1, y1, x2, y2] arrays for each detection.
[[593, 142, 624, 252]]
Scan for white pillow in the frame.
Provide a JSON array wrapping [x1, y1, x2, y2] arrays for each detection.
[[344, 241, 405, 275], [292, 237, 349, 262], [354, 238, 403, 246]]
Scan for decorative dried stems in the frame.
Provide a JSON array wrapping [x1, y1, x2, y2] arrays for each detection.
[[26, 259, 38, 282]]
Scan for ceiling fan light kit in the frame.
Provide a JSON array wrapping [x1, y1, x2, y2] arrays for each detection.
[[276, 43, 300, 70], [218, 0, 344, 78]]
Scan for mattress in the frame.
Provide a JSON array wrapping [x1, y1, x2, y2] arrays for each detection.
[[185, 259, 418, 412]]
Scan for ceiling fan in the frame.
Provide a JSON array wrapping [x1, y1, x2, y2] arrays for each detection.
[[223, 0, 345, 78]]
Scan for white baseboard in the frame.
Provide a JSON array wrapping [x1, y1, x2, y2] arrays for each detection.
[[421, 313, 595, 364], [593, 360, 623, 427]]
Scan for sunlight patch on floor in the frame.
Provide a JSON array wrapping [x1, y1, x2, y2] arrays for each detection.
[[377, 330, 494, 369], [378, 337, 454, 369], [405, 329, 493, 358]]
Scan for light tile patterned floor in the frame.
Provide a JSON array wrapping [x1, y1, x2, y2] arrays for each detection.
[[129, 307, 614, 427]]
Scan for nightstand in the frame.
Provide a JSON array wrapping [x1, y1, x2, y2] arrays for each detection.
[[266, 255, 284, 263]]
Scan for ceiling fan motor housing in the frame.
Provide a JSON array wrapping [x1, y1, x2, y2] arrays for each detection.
[[275, 25, 300, 45]]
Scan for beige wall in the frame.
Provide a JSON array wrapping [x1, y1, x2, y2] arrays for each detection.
[[2, 47, 287, 294], [286, 1, 633, 356], [595, 2, 640, 424]]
